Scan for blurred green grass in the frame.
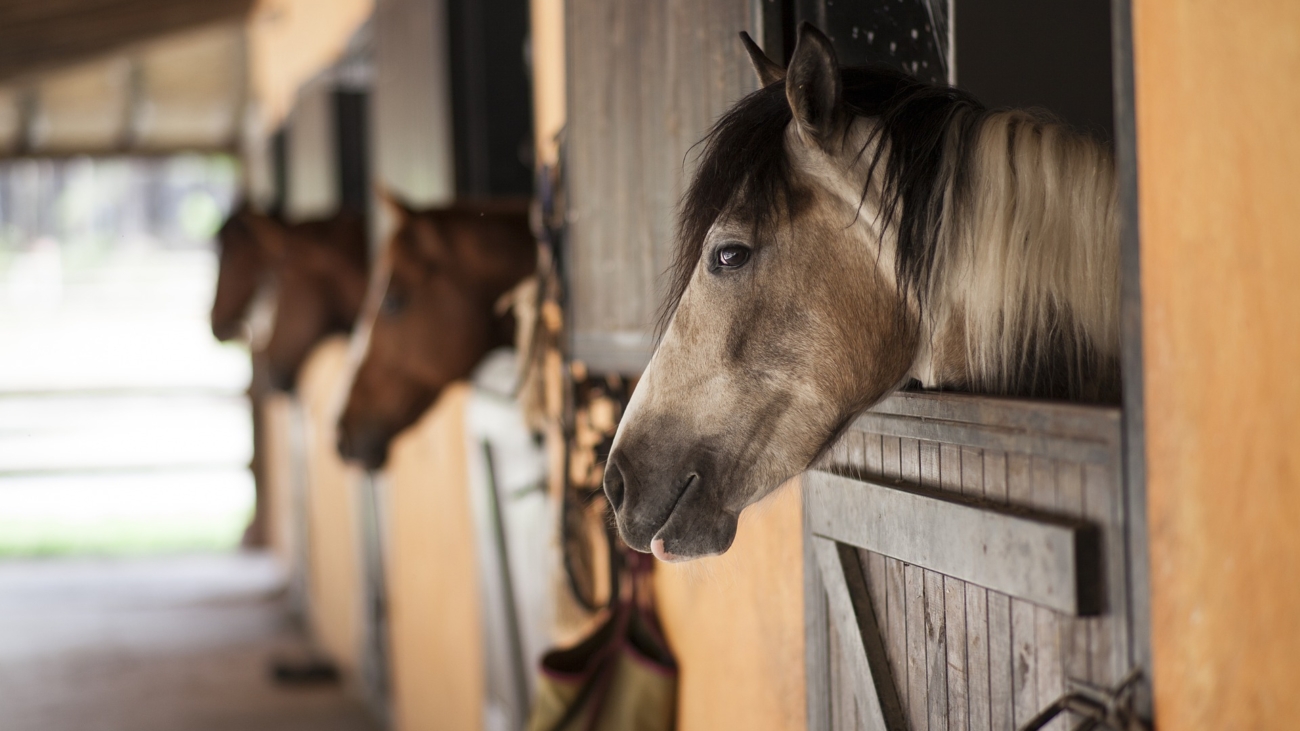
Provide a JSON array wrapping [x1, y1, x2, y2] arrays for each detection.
[[0, 510, 250, 557], [0, 470, 255, 558]]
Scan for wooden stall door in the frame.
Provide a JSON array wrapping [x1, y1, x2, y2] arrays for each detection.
[[804, 394, 1136, 731], [565, 0, 759, 373], [297, 336, 367, 678]]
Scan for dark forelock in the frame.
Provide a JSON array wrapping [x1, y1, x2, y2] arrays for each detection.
[[661, 64, 986, 336]]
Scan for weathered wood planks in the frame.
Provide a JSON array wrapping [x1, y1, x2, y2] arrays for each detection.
[[565, 0, 758, 373], [809, 392, 1129, 731], [805, 472, 1096, 615]]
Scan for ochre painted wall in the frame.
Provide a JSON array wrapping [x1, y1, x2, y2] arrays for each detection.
[[655, 481, 806, 731], [384, 383, 484, 731], [1134, 2, 1300, 727], [246, 0, 374, 127], [262, 391, 299, 572], [297, 337, 365, 676], [529, 0, 566, 167]]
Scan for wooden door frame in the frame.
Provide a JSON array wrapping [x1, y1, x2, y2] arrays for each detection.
[[1110, 0, 1152, 716]]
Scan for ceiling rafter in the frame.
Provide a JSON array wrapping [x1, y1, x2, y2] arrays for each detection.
[[0, 0, 254, 84]]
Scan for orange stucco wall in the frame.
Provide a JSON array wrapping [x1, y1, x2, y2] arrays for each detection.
[[297, 336, 365, 676], [1134, 2, 1300, 728], [655, 481, 806, 731], [384, 384, 484, 731], [261, 390, 299, 572]]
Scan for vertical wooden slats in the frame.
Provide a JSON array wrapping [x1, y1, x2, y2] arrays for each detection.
[[1057, 461, 1090, 728], [1006, 454, 1038, 728], [566, 0, 756, 372], [815, 537, 893, 731], [817, 394, 1125, 731], [1083, 459, 1126, 688], [987, 591, 1015, 731], [981, 451, 1014, 731], [919, 443, 948, 731], [861, 433, 892, 695], [863, 548, 889, 648], [1029, 456, 1065, 731], [905, 562, 929, 731], [847, 428, 868, 470], [883, 436, 902, 478], [830, 610, 854, 730], [940, 444, 969, 731], [900, 438, 921, 484], [960, 447, 990, 731], [925, 570, 949, 731], [881, 434, 909, 719]]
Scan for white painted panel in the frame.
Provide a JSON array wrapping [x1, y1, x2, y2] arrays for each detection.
[[285, 81, 338, 221], [372, 0, 455, 208]]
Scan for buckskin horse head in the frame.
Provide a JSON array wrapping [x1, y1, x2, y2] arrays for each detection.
[[336, 196, 536, 470], [249, 211, 371, 391], [604, 24, 1120, 562]]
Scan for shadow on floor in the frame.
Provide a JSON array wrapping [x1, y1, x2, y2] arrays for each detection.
[[0, 551, 381, 731]]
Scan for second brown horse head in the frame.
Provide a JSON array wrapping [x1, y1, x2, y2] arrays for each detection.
[[211, 202, 273, 342], [337, 197, 536, 470], [251, 211, 371, 391]]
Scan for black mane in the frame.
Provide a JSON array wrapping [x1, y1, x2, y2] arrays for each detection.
[[664, 65, 986, 333]]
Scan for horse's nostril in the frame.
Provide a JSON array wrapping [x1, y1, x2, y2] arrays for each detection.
[[337, 424, 391, 471], [603, 458, 626, 512], [268, 367, 296, 393], [211, 322, 238, 342]]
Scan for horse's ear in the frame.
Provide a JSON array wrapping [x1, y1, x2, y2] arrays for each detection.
[[785, 23, 844, 148], [739, 32, 784, 87], [376, 185, 414, 221], [411, 212, 452, 264]]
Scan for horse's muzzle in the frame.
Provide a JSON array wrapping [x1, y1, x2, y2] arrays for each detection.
[[211, 320, 242, 342], [267, 365, 297, 393], [603, 444, 739, 560], [336, 423, 391, 471]]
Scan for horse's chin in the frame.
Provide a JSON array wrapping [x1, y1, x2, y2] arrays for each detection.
[[617, 482, 740, 562], [605, 451, 740, 562], [646, 508, 739, 562], [336, 424, 393, 471]]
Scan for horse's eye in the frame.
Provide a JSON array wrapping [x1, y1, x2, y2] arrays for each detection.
[[715, 244, 751, 269], [380, 289, 406, 317]]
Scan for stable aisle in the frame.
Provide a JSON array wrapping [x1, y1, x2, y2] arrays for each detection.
[[0, 551, 379, 731]]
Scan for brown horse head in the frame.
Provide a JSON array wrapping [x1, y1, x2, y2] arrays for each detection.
[[605, 25, 1118, 561], [337, 197, 536, 469], [250, 212, 371, 391], [211, 203, 272, 342]]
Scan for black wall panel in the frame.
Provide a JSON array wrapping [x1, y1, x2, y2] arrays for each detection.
[[333, 90, 370, 214], [795, 0, 949, 86], [448, 0, 533, 197], [788, 0, 1114, 138], [955, 0, 1113, 138]]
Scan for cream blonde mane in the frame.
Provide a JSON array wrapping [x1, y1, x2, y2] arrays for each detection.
[[913, 110, 1120, 399]]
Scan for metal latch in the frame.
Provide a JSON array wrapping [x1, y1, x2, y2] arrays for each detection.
[[1020, 669, 1151, 731]]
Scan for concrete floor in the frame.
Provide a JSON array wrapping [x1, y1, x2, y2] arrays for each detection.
[[0, 552, 381, 731]]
